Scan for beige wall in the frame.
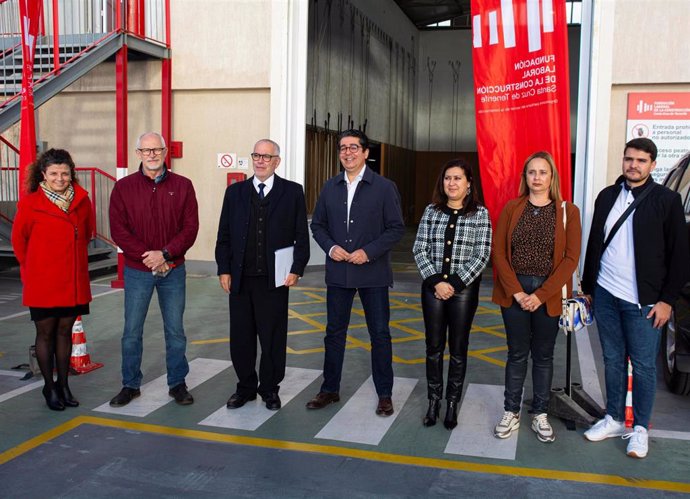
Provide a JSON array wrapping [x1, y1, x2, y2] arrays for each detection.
[[171, 0, 270, 89], [611, 0, 690, 85]]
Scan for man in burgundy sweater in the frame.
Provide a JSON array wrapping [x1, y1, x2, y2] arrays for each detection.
[[108, 132, 199, 407]]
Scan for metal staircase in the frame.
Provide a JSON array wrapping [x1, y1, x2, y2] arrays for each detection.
[[0, 0, 171, 275]]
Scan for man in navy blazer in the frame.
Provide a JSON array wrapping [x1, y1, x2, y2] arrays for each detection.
[[307, 129, 405, 416], [215, 139, 309, 410]]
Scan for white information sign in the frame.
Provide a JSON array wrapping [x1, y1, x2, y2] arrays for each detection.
[[626, 92, 690, 182], [217, 153, 236, 169], [237, 157, 250, 170]]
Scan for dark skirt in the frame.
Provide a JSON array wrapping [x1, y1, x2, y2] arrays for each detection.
[[29, 304, 90, 322]]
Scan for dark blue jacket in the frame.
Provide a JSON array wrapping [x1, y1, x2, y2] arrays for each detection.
[[582, 176, 690, 305], [215, 175, 310, 295], [311, 167, 405, 288]]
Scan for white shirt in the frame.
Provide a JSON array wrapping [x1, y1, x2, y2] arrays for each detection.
[[597, 184, 639, 304], [328, 165, 366, 258], [253, 174, 274, 197], [345, 165, 366, 230]]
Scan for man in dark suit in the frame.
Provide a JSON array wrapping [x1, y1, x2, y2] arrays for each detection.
[[215, 139, 309, 410], [307, 129, 405, 416]]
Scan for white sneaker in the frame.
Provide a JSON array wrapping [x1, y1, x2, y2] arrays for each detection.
[[623, 425, 648, 458], [531, 413, 555, 443], [494, 411, 520, 439], [584, 415, 626, 442]]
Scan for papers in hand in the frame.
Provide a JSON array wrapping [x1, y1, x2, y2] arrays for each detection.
[[275, 246, 294, 287]]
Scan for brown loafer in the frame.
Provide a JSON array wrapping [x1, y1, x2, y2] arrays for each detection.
[[306, 391, 340, 409], [376, 397, 394, 417]]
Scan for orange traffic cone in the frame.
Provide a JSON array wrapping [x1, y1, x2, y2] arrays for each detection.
[[69, 316, 103, 374], [624, 357, 633, 428]]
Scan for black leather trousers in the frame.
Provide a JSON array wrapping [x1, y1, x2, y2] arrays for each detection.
[[421, 278, 480, 402]]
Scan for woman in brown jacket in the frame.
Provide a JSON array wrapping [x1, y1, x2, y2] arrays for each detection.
[[492, 151, 581, 443]]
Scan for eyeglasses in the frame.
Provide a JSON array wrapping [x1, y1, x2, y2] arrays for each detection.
[[338, 144, 362, 154], [251, 153, 279, 161], [137, 147, 166, 156]]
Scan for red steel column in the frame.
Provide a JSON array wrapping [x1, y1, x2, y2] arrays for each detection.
[[112, 45, 128, 289], [162, 58, 172, 169], [162, 0, 171, 167]]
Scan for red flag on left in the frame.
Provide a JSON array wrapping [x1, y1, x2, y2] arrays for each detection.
[[18, 0, 43, 197]]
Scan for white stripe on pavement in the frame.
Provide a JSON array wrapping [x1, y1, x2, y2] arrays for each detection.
[[444, 383, 519, 460], [198, 367, 321, 431], [93, 358, 231, 417], [315, 376, 417, 446], [0, 380, 43, 403]]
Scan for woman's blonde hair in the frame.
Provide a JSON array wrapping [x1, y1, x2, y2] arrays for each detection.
[[518, 151, 562, 203]]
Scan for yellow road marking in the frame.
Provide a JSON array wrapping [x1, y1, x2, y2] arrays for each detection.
[[1, 416, 688, 494]]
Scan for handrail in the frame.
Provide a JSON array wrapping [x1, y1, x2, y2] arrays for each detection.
[[0, 134, 19, 153], [1, 0, 169, 110], [0, 165, 116, 246]]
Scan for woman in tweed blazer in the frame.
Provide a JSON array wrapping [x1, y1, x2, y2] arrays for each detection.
[[413, 159, 492, 429]]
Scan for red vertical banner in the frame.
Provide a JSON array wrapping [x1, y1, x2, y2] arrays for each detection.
[[18, 0, 42, 196], [471, 0, 572, 226]]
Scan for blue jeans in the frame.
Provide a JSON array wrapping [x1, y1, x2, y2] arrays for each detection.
[[121, 265, 189, 389], [501, 275, 560, 414], [321, 286, 394, 397], [593, 284, 661, 429]]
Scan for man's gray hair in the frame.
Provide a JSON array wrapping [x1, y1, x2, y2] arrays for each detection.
[[255, 139, 280, 156], [136, 132, 167, 149]]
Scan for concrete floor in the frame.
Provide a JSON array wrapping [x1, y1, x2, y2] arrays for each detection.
[[1, 236, 689, 497]]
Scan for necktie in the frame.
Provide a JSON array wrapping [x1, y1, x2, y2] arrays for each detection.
[[258, 183, 265, 200]]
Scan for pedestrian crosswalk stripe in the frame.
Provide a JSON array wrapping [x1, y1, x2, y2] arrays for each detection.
[[93, 358, 231, 417], [315, 376, 417, 445], [444, 383, 519, 460], [198, 367, 321, 431]]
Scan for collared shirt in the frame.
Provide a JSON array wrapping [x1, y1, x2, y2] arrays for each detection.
[[345, 165, 366, 230], [253, 174, 275, 197], [328, 165, 366, 257], [597, 183, 639, 304]]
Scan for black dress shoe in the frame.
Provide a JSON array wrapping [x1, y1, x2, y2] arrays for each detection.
[[109, 387, 141, 407], [423, 399, 441, 427], [444, 401, 459, 430], [263, 393, 281, 411], [376, 397, 394, 417], [57, 385, 79, 408], [169, 383, 194, 405], [42, 386, 65, 411], [306, 392, 340, 410], [226, 392, 257, 409]]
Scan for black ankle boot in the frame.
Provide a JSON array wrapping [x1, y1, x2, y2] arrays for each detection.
[[423, 399, 441, 427], [444, 401, 458, 430], [42, 386, 65, 411], [58, 385, 79, 407]]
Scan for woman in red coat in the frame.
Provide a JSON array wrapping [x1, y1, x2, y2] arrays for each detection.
[[12, 149, 94, 411]]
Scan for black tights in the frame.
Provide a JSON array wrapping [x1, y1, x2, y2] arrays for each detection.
[[34, 316, 77, 389]]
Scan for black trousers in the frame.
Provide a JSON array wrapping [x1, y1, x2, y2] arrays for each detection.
[[229, 276, 289, 397], [500, 274, 559, 414], [421, 278, 480, 402]]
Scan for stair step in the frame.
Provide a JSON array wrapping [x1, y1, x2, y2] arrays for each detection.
[[88, 257, 117, 272]]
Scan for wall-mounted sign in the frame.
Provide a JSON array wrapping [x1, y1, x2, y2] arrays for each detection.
[[627, 92, 690, 182], [237, 157, 250, 170], [217, 153, 236, 169]]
